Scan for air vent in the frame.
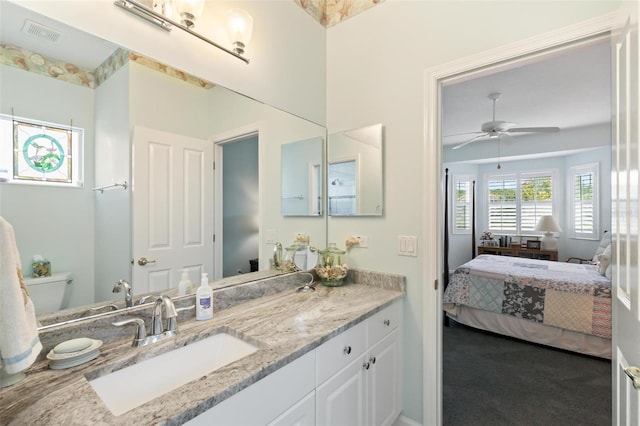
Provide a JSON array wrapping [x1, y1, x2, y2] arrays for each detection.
[[21, 19, 61, 43]]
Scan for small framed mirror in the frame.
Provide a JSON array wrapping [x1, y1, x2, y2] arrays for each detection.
[[281, 137, 323, 216], [327, 123, 383, 216]]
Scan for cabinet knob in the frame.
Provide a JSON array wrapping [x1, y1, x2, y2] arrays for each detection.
[[363, 361, 370, 370], [369, 356, 376, 364], [383, 319, 391, 326], [343, 345, 352, 355]]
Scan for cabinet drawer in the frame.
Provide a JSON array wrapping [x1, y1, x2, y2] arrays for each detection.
[[367, 301, 401, 346], [316, 320, 366, 385]]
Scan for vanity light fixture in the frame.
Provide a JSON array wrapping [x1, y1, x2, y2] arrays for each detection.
[[114, 0, 250, 64]]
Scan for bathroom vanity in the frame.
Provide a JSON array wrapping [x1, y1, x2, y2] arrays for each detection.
[[0, 271, 404, 425]]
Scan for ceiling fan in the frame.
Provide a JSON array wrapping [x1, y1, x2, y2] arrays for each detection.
[[448, 92, 560, 151]]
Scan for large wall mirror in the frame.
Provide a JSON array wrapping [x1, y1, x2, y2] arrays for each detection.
[[0, 1, 327, 325], [327, 123, 383, 216]]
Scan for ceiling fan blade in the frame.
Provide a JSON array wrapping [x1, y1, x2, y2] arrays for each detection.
[[506, 126, 560, 133], [499, 133, 515, 143], [443, 131, 484, 138], [451, 133, 489, 150]]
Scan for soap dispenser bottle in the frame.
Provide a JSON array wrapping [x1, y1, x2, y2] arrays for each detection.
[[195, 273, 213, 320], [178, 270, 193, 296]]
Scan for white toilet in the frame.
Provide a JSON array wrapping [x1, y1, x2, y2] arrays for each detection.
[[24, 272, 72, 314]]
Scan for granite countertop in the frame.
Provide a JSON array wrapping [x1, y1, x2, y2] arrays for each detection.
[[0, 278, 404, 425]]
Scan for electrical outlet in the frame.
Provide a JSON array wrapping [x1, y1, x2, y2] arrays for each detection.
[[355, 235, 369, 248]]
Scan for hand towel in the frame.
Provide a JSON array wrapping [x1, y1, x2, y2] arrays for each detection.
[[0, 216, 42, 374]]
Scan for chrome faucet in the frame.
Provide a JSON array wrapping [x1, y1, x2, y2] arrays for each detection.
[[113, 295, 194, 347], [151, 295, 178, 335], [112, 279, 133, 308]]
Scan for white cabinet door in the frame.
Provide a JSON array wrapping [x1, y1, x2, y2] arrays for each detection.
[[268, 391, 315, 426], [368, 328, 401, 426], [316, 356, 367, 426]]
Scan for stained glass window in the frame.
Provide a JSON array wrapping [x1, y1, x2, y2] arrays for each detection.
[[0, 114, 83, 187], [13, 120, 71, 182]]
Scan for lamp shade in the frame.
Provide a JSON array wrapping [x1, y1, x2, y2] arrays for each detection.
[[535, 215, 562, 233]]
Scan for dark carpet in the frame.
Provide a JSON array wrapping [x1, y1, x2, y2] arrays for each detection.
[[443, 319, 611, 426]]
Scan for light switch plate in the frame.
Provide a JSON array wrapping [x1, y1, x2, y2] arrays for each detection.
[[266, 229, 277, 244], [398, 235, 417, 256]]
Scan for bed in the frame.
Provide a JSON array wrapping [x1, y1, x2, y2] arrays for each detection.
[[443, 254, 612, 358], [441, 170, 612, 358]]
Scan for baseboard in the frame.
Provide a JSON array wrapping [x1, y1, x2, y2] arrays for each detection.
[[393, 414, 422, 426]]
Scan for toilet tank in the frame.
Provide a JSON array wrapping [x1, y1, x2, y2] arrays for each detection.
[[23, 272, 72, 315]]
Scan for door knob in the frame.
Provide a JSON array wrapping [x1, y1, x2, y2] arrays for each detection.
[[137, 257, 156, 266], [625, 366, 640, 390]]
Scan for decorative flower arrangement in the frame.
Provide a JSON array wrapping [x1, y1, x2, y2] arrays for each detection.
[[295, 233, 310, 244], [480, 231, 494, 241], [345, 236, 360, 251], [316, 237, 359, 286]]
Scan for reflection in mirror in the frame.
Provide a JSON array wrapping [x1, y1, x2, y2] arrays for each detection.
[[327, 123, 383, 216], [0, 2, 327, 328], [281, 137, 323, 216], [293, 245, 319, 271]]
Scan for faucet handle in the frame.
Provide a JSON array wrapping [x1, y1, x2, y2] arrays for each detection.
[[167, 305, 195, 332], [88, 304, 119, 312], [137, 295, 153, 305], [113, 318, 147, 346]]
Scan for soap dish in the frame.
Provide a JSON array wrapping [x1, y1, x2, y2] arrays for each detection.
[[47, 338, 103, 370]]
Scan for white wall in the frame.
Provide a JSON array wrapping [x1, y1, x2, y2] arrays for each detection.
[[10, 0, 327, 125], [281, 137, 323, 216], [326, 2, 620, 422], [94, 64, 131, 303], [0, 64, 96, 309]]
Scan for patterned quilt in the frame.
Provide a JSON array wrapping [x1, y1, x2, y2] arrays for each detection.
[[443, 255, 612, 339]]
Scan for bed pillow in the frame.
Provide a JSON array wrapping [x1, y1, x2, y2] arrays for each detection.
[[592, 231, 611, 264], [605, 264, 612, 280], [598, 244, 611, 275]]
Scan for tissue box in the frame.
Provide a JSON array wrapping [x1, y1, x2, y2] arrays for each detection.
[[32, 260, 51, 277]]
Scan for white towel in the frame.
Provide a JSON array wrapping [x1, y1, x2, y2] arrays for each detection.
[[0, 216, 42, 374]]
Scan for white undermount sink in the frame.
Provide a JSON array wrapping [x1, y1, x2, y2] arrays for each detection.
[[88, 332, 258, 416]]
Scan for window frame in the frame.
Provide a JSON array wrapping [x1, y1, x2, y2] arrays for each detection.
[[485, 169, 559, 235], [451, 174, 473, 235], [568, 162, 599, 240], [0, 113, 84, 188]]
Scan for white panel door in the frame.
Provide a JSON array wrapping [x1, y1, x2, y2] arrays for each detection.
[[132, 126, 213, 295], [612, 2, 640, 424]]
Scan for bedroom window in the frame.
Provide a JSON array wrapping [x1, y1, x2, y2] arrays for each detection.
[[0, 114, 83, 187], [487, 171, 555, 234], [569, 163, 599, 240], [452, 175, 473, 234]]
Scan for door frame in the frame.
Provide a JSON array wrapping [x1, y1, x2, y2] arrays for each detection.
[[211, 122, 263, 280], [422, 13, 617, 426]]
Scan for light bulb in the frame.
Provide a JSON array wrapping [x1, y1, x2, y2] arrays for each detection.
[[226, 9, 253, 55], [174, 0, 204, 28]]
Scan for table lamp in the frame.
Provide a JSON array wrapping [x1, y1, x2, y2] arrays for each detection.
[[534, 215, 562, 250]]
